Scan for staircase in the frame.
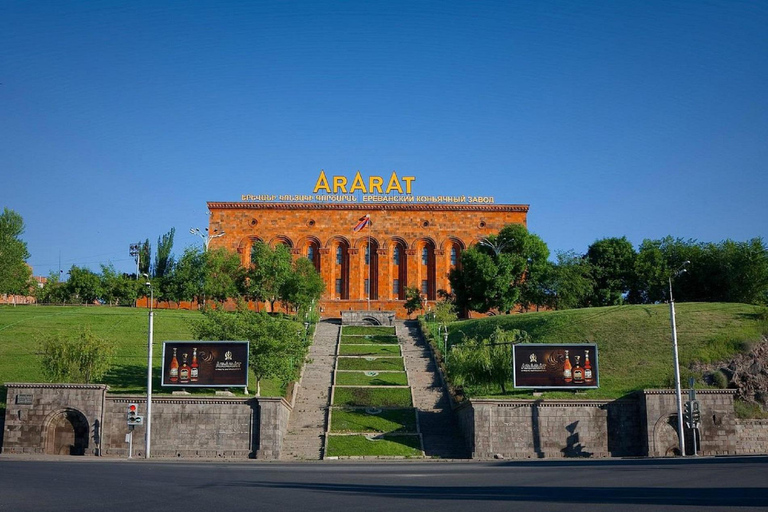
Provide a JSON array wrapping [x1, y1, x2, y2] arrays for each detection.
[[399, 320, 469, 459], [280, 320, 339, 460]]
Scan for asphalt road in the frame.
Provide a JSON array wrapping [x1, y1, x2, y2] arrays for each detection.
[[1, 456, 767, 512]]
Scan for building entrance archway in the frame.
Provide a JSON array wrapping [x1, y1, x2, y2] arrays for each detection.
[[45, 409, 89, 455]]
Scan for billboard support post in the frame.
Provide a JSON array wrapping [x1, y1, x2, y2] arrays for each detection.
[[144, 276, 154, 459]]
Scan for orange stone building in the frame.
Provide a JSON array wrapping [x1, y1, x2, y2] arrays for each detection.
[[207, 201, 529, 318]]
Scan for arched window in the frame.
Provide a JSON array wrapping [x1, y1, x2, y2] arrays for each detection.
[[422, 247, 429, 265], [450, 246, 458, 266], [393, 246, 401, 266], [336, 245, 343, 265], [307, 245, 314, 262]]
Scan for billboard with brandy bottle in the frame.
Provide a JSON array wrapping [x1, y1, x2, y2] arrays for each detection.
[[513, 343, 599, 389], [161, 341, 249, 388]]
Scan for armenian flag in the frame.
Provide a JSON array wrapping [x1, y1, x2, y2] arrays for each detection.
[[353, 214, 371, 232]]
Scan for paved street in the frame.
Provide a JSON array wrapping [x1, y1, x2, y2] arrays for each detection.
[[1, 456, 767, 511]]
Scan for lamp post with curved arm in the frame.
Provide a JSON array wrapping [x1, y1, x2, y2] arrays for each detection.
[[190, 227, 225, 251], [669, 261, 690, 457]]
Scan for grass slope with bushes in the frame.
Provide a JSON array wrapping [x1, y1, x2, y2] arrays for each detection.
[[432, 303, 767, 399], [0, 306, 286, 407]]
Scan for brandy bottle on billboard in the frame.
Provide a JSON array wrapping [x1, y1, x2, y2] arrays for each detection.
[[584, 349, 594, 384], [190, 348, 199, 383], [179, 353, 190, 384], [573, 355, 584, 384], [563, 350, 572, 383], [169, 348, 179, 383]]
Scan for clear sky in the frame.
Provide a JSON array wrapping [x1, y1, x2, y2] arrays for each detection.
[[2, 1, 766, 277]]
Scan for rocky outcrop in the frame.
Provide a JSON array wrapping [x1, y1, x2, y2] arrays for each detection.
[[698, 337, 768, 409]]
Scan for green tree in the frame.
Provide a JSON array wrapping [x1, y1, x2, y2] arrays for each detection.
[[165, 246, 205, 304], [191, 309, 306, 395], [585, 237, 637, 306], [38, 327, 117, 383], [446, 327, 529, 394], [0, 207, 33, 295], [546, 251, 594, 310], [281, 257, 325, 312], [99, 264, 139, 306], [154, 228, 175, 279], [139, 239, 151, 276], [36, 272, 69, 304], [449, 247, 519, 314], [203, 247, 244, 304], [66, 265, 102, 304], [403, 286, 423, 317], [245, 242, 293, 312]]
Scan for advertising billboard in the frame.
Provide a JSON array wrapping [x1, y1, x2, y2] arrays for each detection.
[[513, 343, 599, 389], [161, 341, 249, 388]]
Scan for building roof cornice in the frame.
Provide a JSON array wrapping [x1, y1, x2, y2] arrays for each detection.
[[207, 202, 529, 213]]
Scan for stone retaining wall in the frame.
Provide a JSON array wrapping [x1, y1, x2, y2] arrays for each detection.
[[736, 419, 768, 455], [458, 397, 642, 459], [2, 383, 291, 459]]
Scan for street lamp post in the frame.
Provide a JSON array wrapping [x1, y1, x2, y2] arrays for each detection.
[[669, 261, 689, 457], [144, 274, 154, 459], [190, 227, 225, 251]]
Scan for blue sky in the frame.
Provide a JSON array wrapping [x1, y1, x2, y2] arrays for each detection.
[[2, 1, 766, 277]]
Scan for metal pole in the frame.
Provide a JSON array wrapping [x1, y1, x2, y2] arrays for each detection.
[[669, 277, 686, 457], [146, 285, 153, 459]]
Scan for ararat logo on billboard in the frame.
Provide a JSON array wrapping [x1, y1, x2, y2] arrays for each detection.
[[513, 343, 599, 389], [161, 341, 249, 388]]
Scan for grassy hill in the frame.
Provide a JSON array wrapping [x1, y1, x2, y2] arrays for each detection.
[[439, 303, 768, 399], [0, 305, 283, 407]]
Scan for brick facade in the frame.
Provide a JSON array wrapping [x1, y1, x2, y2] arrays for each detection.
[[207, 202, 528, 318]]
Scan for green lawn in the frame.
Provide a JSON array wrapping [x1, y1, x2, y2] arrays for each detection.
[[335, 371, 409, 386], [338, 345, 401, 356], [342, 326, 396, 336], [337, 357, 405, 371], [435, 302, 768, 399], [333, 387, 413, 407], [326, 434, 422, 457], [330, 408, 417, 433], [0, 306, 284, 406], [340, 335, 399, 344]]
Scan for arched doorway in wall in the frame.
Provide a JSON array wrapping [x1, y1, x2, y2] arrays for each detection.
[[392, 239, 408, 300], [304, 237, 322, 272], [44, 409, 89, 456], [364, 238, 380, 300], [331, 238, 350, 300], [446, 238, 465, 295], [418, 239, 437, 300]]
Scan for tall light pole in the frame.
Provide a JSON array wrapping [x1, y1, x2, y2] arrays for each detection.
[[190, 227, 225, 251], [669, 261, 689, 457], [129, 243, 141, 280], [143, 274, 154, 459]]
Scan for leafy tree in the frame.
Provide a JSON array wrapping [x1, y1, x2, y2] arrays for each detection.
[[139, 239, 151, 276], [281, 257, 325, 312], [38, 327, 117, 383], [154, 228, 175, 279], [191, 309, 306, 395], [546, 251, 594, 310], [99, 264, 139, 306], [203, 247, 244, 304], [585, 237, 636, 306], [36, 272, 69, 304], [403, 286, 423, 317], [0, 207, 33, 295], [449, 247, 519, 314], [446, 327, 530, 394], [66, 265, 102, 304], [165, 247, 205, 304], [245, 242, 293, 311], [433, 296, 458, 326]]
